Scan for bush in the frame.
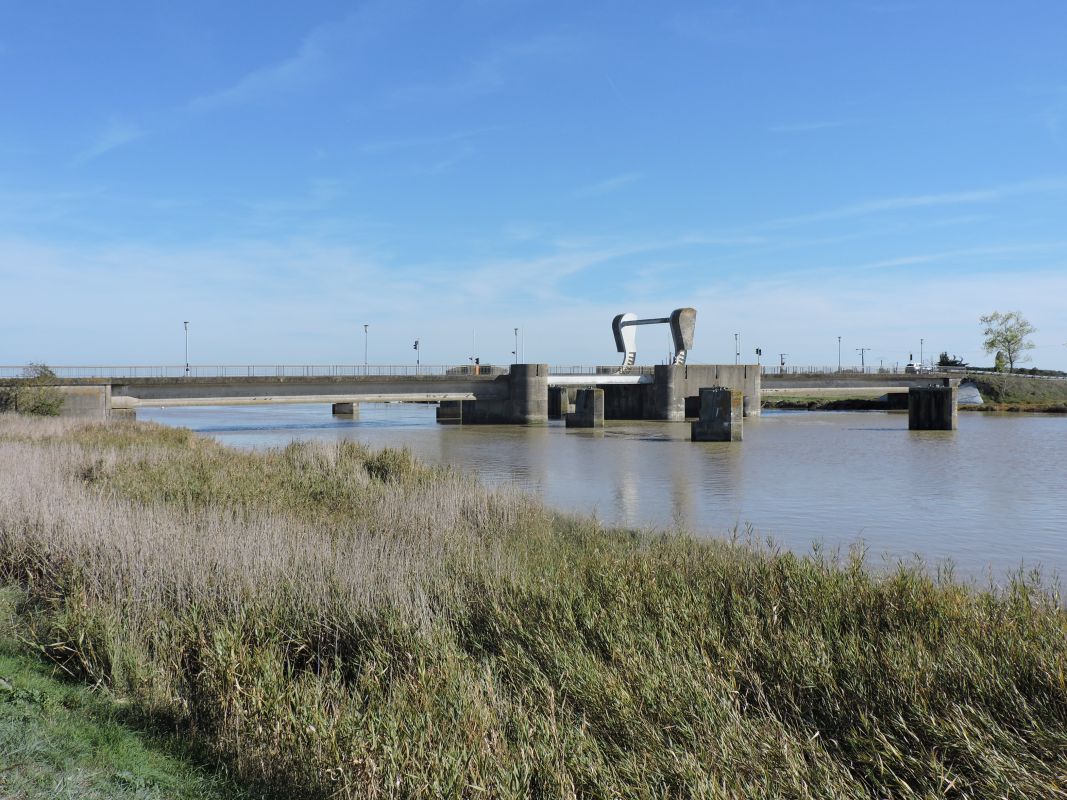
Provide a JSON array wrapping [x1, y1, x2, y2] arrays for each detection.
[[0, 363, 64, 416]]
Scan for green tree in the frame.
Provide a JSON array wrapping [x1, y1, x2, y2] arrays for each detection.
[[980, 311, 1036, 373], [0, 363, 64, 416]]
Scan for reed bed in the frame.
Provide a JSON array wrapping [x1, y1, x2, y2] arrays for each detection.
[[0, 414, 1065, 798]]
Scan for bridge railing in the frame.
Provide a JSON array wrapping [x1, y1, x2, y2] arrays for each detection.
[[0, 364, 485, 379], [760, 365, 908, 376], [549, 365, 656, 376]]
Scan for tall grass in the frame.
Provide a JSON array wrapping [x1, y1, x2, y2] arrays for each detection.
[[1, 414, 1065, 798]]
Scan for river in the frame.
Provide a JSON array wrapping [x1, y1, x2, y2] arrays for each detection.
[[138, 404, 1067, 582]]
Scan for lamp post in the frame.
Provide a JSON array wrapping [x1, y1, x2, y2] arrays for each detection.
[[920, 338, 924, 369], [513, 327, 519, 364], [734, 333, 740, 365], [837, 336, 841, 371], [363, 324, 368, 370], [183, 321, 189, 377]]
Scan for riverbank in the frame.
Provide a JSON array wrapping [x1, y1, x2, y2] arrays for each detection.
[[1, 414, 1065, 798], [1, 588, 248, 799], [764, 371, 1067, 412]]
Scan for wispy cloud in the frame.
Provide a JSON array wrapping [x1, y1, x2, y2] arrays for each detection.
[[753, 177, 1067, 230], [360, 125, 510, 155], [187, 6, 395, 112], [77, 119, 144, 162], [391, 34, 578, 105], [575, 172, 643, 197], [769, 121, 845, 133]]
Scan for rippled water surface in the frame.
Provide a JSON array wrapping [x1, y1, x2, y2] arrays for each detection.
[[139, 404, 1067, 580]]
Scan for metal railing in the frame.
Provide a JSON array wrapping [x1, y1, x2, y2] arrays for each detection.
[[760, 365, 908, 376], [5, 363, 1063, 381], [0, 364, 470, 379], [2, 363, 659, 380]]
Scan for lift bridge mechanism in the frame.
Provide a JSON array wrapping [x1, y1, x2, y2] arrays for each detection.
[[612, 307, 697, 373]]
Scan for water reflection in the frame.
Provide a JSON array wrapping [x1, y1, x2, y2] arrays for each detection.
[[137, 403, 1067, 582]]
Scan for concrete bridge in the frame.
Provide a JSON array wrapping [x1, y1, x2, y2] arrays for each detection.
[[4, 362, 962, 425], [1, 363, 762, 424]]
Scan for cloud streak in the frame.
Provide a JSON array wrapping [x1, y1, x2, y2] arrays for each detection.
[[768, 121, 845, 133], [750, 177, 1067, 230], [575, 172, 643, 197], [186, 5, 397, 112], [77, 119, 144, 162]]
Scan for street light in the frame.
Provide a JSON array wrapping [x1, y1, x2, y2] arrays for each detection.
[[837, 336, 841, 371], [363, 324, 368, 369], [734, 333, 740, 365], [920, 338, 924, 369], [513, 327, 519, 364], [183, 321, 189, 377]]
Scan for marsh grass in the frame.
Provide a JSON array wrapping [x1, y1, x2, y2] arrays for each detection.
[[0, 414, 1065, 798]]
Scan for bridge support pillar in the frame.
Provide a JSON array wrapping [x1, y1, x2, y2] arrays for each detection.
[[331, 402, 359, 417], [566, 388, 604, 428], [548, 386, 570, 420], [508, 364, 549, 425], [436, 400, 463, 424], [653, 365, 686, 421], [692, 387, 743, 442], [908, 385, 957, 430]]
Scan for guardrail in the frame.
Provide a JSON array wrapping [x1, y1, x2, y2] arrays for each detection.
[[0, 365, 474, 379], [0, 364, 652, 380], [5, 364, 1064, 381]]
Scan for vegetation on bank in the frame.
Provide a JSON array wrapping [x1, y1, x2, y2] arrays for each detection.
[[0, 587, 248, 799], [761, 395, 892, 411], [0, 364, 63, 416], [0, 415, 1065, 798], [965, 372, 1067, 412]]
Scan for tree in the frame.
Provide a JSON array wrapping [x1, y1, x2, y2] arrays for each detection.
[[0, 363, 64, 416], [980, 311, 1035, 373]]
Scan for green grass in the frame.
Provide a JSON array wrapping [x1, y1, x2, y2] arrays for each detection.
[[0, 588, 251, 800], [1, 415, 1066, 798], [968, 373, 1067, 409], [761, 394, 892, 410]]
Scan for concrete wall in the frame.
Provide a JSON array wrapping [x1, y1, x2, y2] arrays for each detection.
[[57, 385, 111, 420], [654, 364, 761, 421]]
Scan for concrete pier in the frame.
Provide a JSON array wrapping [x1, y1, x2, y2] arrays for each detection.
[[566, 388, 604, 428], [507, 363, 549, 425], [436, 400, 463, 424], [331, 402, 359, 416], [908, 385, 958, 430], [691, 387, 743, 442], [548, 386, 570, 420]]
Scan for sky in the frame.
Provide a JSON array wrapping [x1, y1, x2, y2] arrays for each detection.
[[2, 1, 1066, 370]]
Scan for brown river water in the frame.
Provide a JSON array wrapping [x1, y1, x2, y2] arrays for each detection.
[[138, 404, 1067, 583]]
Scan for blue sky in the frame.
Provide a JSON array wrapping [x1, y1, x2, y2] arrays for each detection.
[[2, 1, 1066, 370]]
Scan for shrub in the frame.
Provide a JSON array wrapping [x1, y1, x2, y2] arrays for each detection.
[[0, 363, 64, 416]]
